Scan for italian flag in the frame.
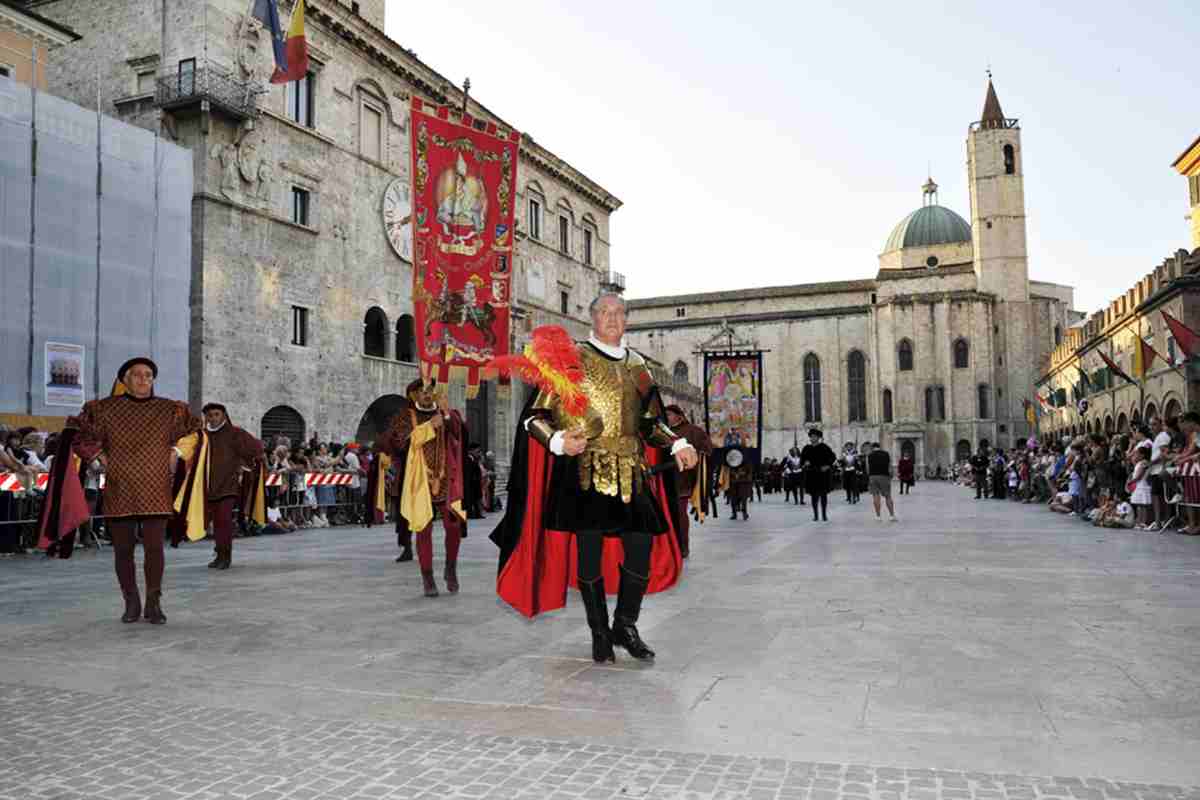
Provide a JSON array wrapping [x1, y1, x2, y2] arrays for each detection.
[[270, 0, 309, 84]]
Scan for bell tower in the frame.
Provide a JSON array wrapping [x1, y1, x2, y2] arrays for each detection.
[[968, 77, 1029, 300], [967, 77, 1033, 439]]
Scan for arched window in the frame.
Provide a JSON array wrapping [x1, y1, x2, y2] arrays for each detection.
[[1054, 325, 1062, 346], [1117, 412, 1128, 432], [882, 389, 894, 423], [1145, 402, 1158, 422], [1003, 144, 1015, 175], [1104, 415, 1114, 434], [261, 405, 305, 447], [897, 339, 914, 371], [672, 360, 689, 384], [978, 384, 990, 419], [1165, 398, 1182, 421], [363, 307, 387, 357], [395, 314, 415, 362], [953, 338, 969, 369], [803, 354, 821, 423], [847, 350, 866, 422], [926, 385, 946, 421], [955, 439, 972, 463], [1132, 409, 1142, 428]]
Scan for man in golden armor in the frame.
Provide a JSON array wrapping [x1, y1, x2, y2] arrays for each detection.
[[516, 293, 698, 662]]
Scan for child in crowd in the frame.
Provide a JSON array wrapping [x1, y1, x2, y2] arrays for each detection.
[[1102, 493, 1137, 529], [1128, 445, 1153, 529], [262, 500, 297, 535], [1049, 489, 1074, 514]]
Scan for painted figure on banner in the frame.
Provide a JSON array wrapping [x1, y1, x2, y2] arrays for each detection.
[[436, 153, 487, 253], [707, 357, 760, 451]]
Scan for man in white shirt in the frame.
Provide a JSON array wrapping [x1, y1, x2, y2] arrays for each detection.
[[1147, 416, 1173, 531]]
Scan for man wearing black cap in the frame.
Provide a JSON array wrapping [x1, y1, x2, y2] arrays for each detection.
[[201, 403, 264, 569], [69, 358, 203, 624], [800, 428, 836, 521], [377, 378, 468, 597]]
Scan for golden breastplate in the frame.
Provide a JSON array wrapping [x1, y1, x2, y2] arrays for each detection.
[[551, 346, 645, 503]]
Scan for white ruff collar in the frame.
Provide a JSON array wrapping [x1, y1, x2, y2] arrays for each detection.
[[588, 334, 626, 359], [205, 421, 227, 433]]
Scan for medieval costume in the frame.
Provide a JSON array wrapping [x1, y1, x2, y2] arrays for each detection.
[[897, 453, 915, 494], [783, 449, 805, 505], [801, 429, 835, 521], [725, 449, 754, 521], [665, 404, 711, 558], [201, 403, 264, 570], [377, 379, 467, 597], [63, 358, 203, 623], [465, 444, 485, 519], [490, 325, 693, 663]]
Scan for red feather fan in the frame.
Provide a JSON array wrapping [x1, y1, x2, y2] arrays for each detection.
[[490, 325, 588, 415]]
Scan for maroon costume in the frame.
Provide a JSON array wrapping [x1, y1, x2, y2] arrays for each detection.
[[377, 380, 467, 596], [202, 403, 264, 570], [70, 358, 202, 624], [666, 405, 712, 558]]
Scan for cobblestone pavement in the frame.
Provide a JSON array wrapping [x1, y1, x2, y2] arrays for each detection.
[[3, 482, 1200, 795], [3, 683, 1197, 800]]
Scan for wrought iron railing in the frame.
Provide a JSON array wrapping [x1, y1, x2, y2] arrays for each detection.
[[154, 63, 262, 119], [600, 270, 626, 291], [970, 117, 1020, 131]]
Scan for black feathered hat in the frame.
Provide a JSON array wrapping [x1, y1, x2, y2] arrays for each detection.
[[112, 357, 158, 397], [202, 402, 228, 416], [807, 428, 823, 439]]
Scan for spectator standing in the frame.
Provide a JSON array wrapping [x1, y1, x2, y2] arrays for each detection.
[[865, 442, 897, 522], [1147, 417, 1173, 531], [1128, 445, 1153, 529], [897, 450, 914, 495], [970, 446, 990, 499]]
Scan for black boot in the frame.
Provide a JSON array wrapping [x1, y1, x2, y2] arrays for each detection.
[[395, 544, 413, 563], [611, 567, 655, 661], [216, 546, 231, 570], [121, 591, 141, 624], [421, 569, 439, 597], [443, 563, 459, 594], [143, 591, 166, 625], [578, 576, 615, 663], [207, 548, 221, 568]]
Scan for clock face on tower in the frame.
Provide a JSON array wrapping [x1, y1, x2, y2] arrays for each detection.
[[382, 177, 413, 262]]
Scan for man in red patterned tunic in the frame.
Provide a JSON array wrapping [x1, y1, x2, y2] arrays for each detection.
[[71, 358, 202, 624], [202, 403, 264, 570], [377, 379, 467, 597]]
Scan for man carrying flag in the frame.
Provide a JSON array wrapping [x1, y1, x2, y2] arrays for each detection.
[[251, 0, 308, 84]]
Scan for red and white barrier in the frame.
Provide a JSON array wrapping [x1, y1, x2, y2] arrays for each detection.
[[1178, 462, 1200, 506], [264, 472, 359, 488], [0, 473, 107, 492]]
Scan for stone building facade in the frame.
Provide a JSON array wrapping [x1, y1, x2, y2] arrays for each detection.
[[626, 82, 1079, 474], [29, 0, 623, 473], [1173, 132, 1200, 251], [1036, 248, 1200, 439]]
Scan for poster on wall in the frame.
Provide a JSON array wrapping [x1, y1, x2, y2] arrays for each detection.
[[45, 342, 85, 407], [703, 352, 764, 465]]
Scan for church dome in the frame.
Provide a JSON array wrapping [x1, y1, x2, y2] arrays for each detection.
[[883, 178, 971, 253]]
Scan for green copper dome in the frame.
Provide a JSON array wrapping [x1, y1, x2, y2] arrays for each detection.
[[884, 204, 972, 252]]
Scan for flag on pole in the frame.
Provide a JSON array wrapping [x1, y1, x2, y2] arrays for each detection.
[[252, 0, 308, 84], [1162, 310, 1200, 360], [1132, 336, 1157, 379], [1096, 349, 1136, 386], [1075, 365, 1092, 393]]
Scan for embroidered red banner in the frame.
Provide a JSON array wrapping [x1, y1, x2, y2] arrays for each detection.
[[410, 99, 520, 395]]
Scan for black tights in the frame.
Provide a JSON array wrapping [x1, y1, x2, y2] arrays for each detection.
[[577, 531, 651, 582], [810, 493, 828, 520]]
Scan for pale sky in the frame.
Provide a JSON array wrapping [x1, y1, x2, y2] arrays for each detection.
[[386, 1, 1199, 315]]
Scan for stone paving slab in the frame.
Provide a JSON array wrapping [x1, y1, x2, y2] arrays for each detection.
[[3, 484, 1200, 788], [1, 683, 1197, 800]]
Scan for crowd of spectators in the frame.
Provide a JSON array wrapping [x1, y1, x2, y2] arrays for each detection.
[[0, 424, 501, 554], [954, 412, 1200, 533]]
